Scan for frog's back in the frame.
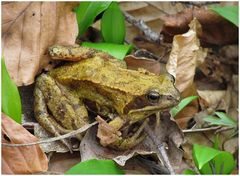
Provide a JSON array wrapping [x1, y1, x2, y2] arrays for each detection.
[[50, 56, 168, 96]]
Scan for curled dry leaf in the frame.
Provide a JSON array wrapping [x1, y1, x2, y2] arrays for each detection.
[[2, 113, 48, 174], [161, 7, 238, 46], [166, 18, 207, 93], [96, 116, 122, 147], [2, 2, 78, 86], [80, 115, 185, 173], [197, 90, 227, 110]]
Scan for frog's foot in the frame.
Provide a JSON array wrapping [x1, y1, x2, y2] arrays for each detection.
[[109, 119, 148, 150], [97, 116, 148, 150]]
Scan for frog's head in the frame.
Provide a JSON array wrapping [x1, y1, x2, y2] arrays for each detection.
[[125, 73, 180, 119]]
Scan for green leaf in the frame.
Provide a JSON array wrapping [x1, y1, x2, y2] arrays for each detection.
[[213, 134, 220, 150], [65, 159, 124, 175], [1, 57, 22, 123], [170, 96, 198, 117], [75, 2, 112, 37], [204, 112, 237, 128], [82, 42, 132, 60], [193, 144, 235, 174], [193, 144, 220, 170], [210, 6, 238, 26], [101, 2, 125, 44], [183, 169, 198, 175]]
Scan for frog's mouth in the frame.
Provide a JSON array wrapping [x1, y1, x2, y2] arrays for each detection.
[[128, 99, 179, 114], [128, 105, 171, 114]]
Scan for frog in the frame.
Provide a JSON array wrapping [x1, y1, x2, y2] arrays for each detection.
[[34, 45, 180, 151]]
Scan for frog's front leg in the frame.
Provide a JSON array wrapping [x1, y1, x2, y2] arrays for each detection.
[[97, 117, 147, 150], [34, 74, 89, 151]]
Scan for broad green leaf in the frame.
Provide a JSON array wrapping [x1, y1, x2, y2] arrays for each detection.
[[170, 96, 198, 117], [211, 6, 238, 26], [193, 144, 235, 174], [101, 2, 125, 44], [1, 57, 22, 123], [183, 169, 198, 175], [200, 152, 235, 174], [82, 42, 132, 60], [75, 2, 112, 37], [193, 144, 220, 170], [204, 112, 237, 128], [65, 159, 124, 175]]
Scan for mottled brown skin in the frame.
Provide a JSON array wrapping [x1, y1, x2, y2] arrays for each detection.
[[34, 45, 180, 150]]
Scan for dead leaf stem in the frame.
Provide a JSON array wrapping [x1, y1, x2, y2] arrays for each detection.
[[123, 11, 163, 44], [144, 124, 175, 175], [182, 126, 236, 135], [2, 121, 97, 147], [178, 2, 220, 7]]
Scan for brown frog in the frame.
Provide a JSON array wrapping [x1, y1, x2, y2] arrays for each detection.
[[34, 45, 180, 151]]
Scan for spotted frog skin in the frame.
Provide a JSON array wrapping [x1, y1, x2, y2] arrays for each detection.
[[34, 45, 180, 150]]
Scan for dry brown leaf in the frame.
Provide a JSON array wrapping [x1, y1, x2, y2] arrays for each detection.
[[48, 152, 81, 174], [166, 18, 207, 93], [198, 52, 233, 84], [2, 2, 78, 86], [226, 75, 238, 121], [175, 83, 199, 128], [2, 113, 48, 174], [197, 90, 226, 110], [223, 137, 238, 154], [124, 55, 165, 75], [161, 7, 238, 46], [34, 124, 69, 153], [80, 115, 184, 173]]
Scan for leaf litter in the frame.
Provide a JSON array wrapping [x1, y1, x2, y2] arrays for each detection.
[[2, 113, 48, 174], [2, 1, 238, 174]]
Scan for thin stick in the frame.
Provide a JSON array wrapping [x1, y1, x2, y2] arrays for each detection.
[[123, 11, 163, 44], [2, 121, 98, 147], [144, 124, 175, 175], [182, 126, 221, 133], [178, 2, 220, 7]]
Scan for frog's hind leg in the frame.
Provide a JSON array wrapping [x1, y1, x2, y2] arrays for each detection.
[[34, 87, 73, 152]]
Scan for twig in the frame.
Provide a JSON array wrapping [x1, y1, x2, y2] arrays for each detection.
[[144, 124, 175, 175], [176, 1, 220, 7], [182, 126, 235, 133], [182, 126, 221, 133], [215, 126, 235, 134], [2, 121, 97, 147], [123, 11, 163, 44]]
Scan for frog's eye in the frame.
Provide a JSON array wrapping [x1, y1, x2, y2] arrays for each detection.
[[147, 90, 160, 103]]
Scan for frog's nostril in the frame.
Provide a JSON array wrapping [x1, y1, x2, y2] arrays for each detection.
[[166, 95, 173, 100]]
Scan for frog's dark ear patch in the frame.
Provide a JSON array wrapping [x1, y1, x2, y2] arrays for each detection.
[[123, 95, 150, 114]]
